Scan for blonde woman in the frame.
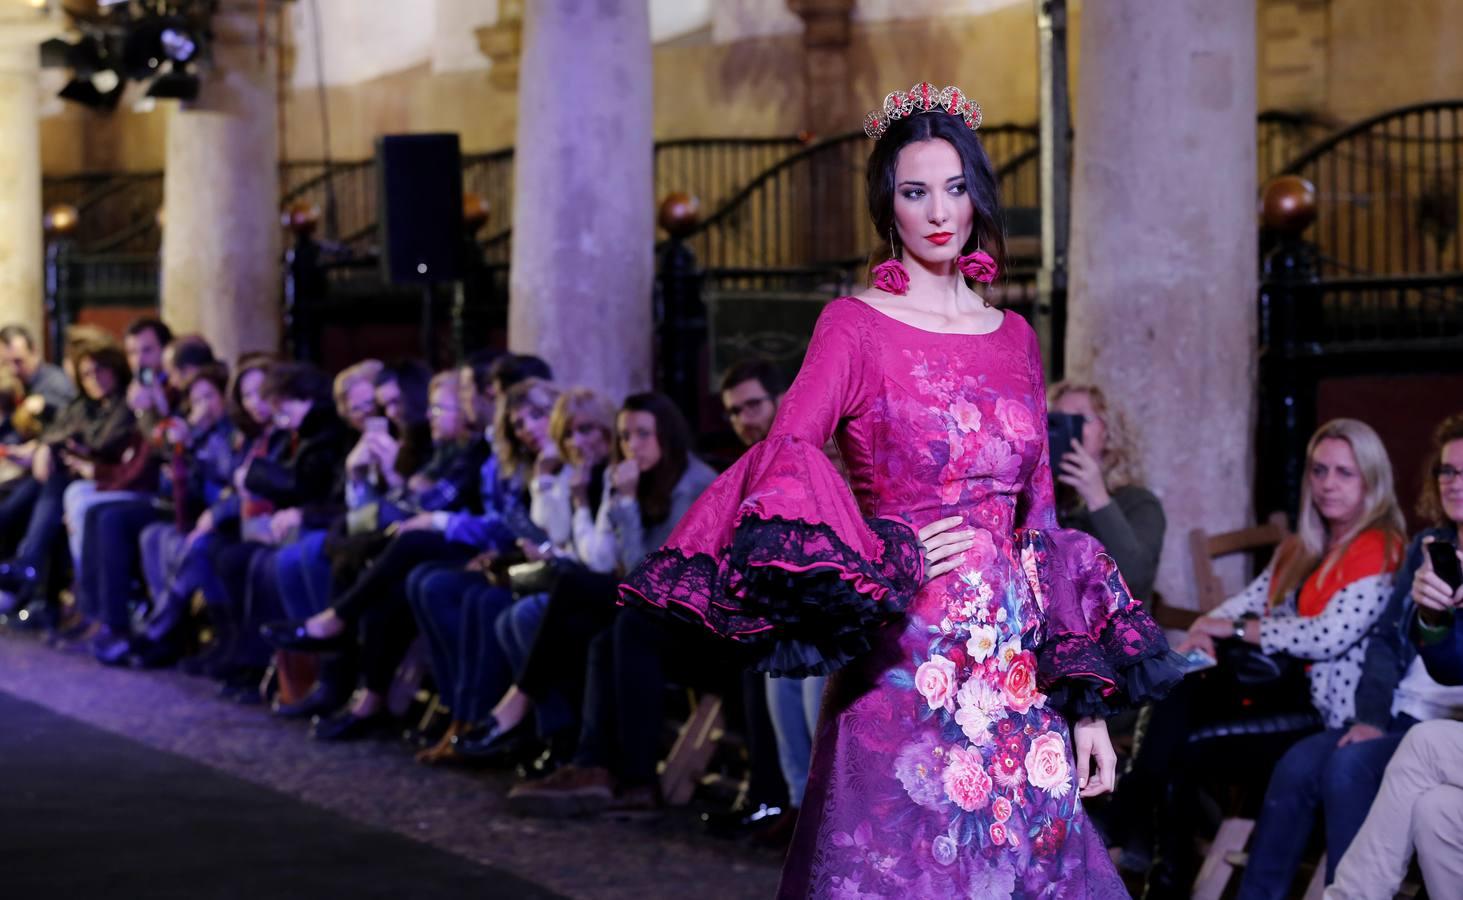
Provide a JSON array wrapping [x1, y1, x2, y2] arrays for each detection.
[[1049, 380, 1166, 604], [529, 387, 616, 553], [332, 359, 383, 433], [1124, 418, 1407, 898]]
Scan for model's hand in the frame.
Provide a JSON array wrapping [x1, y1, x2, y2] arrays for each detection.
[[1073, 717, 1117, 798], [917, 515, 975, 581]]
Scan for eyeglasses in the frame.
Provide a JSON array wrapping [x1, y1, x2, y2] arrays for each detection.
[[1436, 464, 1462, 482], [725, 396, 770, 420]]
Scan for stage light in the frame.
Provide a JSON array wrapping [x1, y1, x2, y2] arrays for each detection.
[[160, 26, 197, 63]]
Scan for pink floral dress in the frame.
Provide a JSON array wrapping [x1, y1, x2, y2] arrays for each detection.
[[621, 298, 1178, 898]]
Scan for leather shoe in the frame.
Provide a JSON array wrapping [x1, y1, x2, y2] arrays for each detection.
[[310, 709, 391, 742], [273, 681, 350, 720], [92, 631, 133, 666], [141, 593, 190, 643], [451, 715, 534, 763], [259, 619, 351, 653]]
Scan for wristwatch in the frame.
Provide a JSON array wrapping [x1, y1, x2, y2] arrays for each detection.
[[1233, 618, 1249, 641]]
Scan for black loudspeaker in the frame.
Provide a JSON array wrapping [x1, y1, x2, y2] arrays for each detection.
[[375, 133, 464, 284]]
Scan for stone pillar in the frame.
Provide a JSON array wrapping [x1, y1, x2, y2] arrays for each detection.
[[1065, 0, 1258, 608], [508, 0, 652, 400], [0, 17, 52, 340], [788, 0, 855, 139], [161, 4, 280, 365]]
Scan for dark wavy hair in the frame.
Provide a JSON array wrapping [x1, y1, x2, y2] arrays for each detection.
[[865, 110, 1007, 300], [1418, 412, 1463, 526], [227, 353, 274, 437], [615, 392, 691, 526]]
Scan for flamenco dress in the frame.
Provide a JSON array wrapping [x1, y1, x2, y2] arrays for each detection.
[[621, 297, 1180, 898]]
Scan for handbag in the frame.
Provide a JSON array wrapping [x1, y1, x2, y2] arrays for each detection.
[[506, 557, 579, 596]]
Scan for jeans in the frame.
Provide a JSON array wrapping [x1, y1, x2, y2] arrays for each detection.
[[493, 593, 573, 737], [1238, 715, 1417, 899], [766, 673, 827, 807], [0, 476, 41, 556], [74, 498, 164, 631], [408, 565, 512, 722], [16, 472, 68, 570], [272, 530, 331, 620], [140, 523, 227, 612], [63, 480, 145, 567]]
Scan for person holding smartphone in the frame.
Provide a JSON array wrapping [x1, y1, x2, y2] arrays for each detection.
[[1047, 381, 1166, 608]]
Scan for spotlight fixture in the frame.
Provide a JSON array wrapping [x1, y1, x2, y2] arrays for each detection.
[[46, 2, 214, 111]]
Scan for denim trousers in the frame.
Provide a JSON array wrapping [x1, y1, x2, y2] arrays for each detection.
[[1238, 715, 1417, 898]]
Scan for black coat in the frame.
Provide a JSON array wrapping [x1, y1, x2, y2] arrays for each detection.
[[243, 404, 351, 511]]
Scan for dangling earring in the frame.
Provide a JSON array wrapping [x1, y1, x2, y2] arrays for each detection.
[[957, 241, 999, 284], [871, 228, 911, 295]]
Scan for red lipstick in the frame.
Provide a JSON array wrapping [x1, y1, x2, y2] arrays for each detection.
[[925, 232, 954, 245]]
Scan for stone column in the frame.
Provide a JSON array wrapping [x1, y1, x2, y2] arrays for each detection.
[[508, 0, 653, 401], [161, 4, 280, 365], [0, 13, 54, 340], [787, 0, 855, 139], [1065, 0, 1258, 608]]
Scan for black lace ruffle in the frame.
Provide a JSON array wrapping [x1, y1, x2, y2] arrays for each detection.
[[1036, 604, 1184, 719], [619, 513, 923, 677]]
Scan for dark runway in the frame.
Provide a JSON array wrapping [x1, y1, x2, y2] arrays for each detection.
[[0, 690, 564, 900]]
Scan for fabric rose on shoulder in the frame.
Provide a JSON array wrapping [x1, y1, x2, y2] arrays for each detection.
[[915, 654, 959, 712]]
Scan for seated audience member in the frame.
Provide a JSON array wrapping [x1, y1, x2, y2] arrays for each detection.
[[1048, 380, 1166, 605], [0, 323, 76, 437], [136, 354, 275, 668], [712, 359, 807, 842], [206, 362, 351, 698], [62, 333, 218, 572], [457, 349, 504, 438], [372, 359, 433, 476], [1115, 418, 1405, 898], [0, 342, 137, 625], [120, 318, 174, 427], [415, 385, 615, 765], [76, 363, 235, 664], [333, 359, 384, 434], [267, 368, 487, 724], [505, 392, 718, 817], [1239, 413, 1463, 897], [1327, 709, 1463, 897], [263, 377, 557, 740]]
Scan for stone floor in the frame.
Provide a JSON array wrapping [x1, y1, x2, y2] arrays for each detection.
[[0, 630, 784, 900]]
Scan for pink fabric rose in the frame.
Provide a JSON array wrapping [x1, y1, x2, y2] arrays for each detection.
[[1002, 653, 1044, 714], [941, 744, 993, 812], [871, 258, 910, 295], [957, 249, 1000, 284], [915, 654, 959, 712], [995, 396, 1041, 445], [992, 795, 1012, 823], [1025, 731, 1072, 798]]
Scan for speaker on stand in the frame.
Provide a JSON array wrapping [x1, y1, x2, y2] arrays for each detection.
[[375, 133, 464, 366]]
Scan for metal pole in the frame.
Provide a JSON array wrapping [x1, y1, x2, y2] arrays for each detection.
[[1035, 0, 1071, 380]]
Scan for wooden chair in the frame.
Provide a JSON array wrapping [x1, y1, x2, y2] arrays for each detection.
[[658, 690, 725, 806], [1187, 511, 1293, 900], [1157, 511, 1291, 632]]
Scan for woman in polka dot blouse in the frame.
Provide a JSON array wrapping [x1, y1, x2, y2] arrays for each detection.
[[1112, 419, 1407, 898]]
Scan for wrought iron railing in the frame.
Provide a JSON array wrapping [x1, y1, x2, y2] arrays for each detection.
[[1281, 100, 1463, 277], [42, 172, 163, 253]]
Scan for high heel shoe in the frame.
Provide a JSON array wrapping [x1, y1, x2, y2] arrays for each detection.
[[451, 715, 535, 764]]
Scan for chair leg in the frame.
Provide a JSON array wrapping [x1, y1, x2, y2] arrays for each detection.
[[1192, 817, 1255, 900], [658, 693, 724, 806]]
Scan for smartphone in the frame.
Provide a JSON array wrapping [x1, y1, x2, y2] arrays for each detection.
[[1047, 412, 1085, 475], [1177, 646, 1218, 675], [1428, 540, 1463, 592], [364, 416, 390, 436]]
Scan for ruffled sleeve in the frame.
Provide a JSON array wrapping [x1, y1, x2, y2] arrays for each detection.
[[619, 299, 924, 677], [1010, 322, 1182, 718]]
